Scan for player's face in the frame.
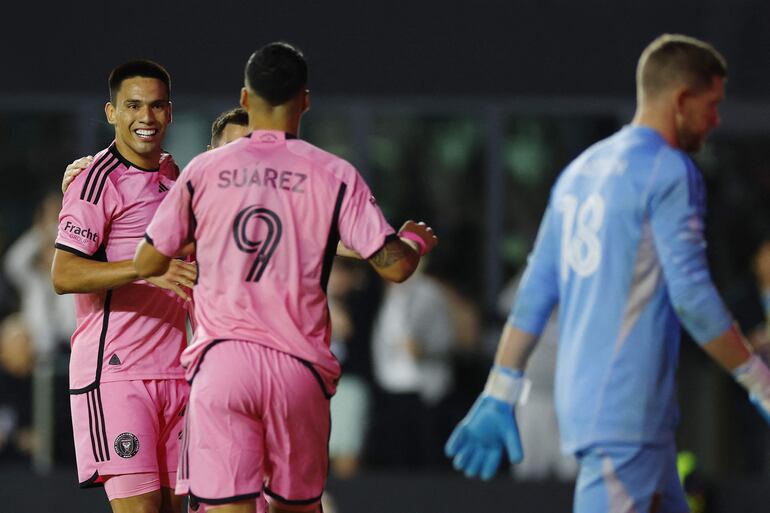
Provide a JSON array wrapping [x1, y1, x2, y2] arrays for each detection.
[[676, 75, 724, 153], [105, 77, 171, 165]]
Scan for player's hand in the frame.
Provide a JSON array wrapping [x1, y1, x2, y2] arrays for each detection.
[[62, 155, 94, 194], [444, 395, 523, 480], [398, 220, 438, 256], [146, 259, 198, 301]]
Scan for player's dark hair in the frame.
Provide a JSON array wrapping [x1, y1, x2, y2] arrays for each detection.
[[210, 107, 249, 145], [637, 34, 727, 100], [244, 42, 307, 106], [108, 60, 171, 102]]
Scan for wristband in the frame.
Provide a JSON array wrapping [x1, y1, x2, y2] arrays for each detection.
[[733, 354, 770, 398], [399, 230, 428, 256], [483, 365, 531, 406]]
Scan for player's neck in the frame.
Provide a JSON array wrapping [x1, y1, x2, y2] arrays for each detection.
[[114, 138, 162, 169], [247, 105, 302, 137], [631, 109, 679, 150]]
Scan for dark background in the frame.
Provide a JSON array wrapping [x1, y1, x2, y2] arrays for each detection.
[[1, 2, 770, 512]]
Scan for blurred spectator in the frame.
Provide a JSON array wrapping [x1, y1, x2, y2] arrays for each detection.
[[3, 191, 75, 357], [328, 259, 379, 478], [497, 273, 578, 481], [0, 313, 36, 463], [368, 261, 455, 467]]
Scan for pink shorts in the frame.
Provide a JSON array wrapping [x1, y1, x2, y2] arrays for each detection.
[[178, 340, 331, 510], [70, 379, 189, 488]]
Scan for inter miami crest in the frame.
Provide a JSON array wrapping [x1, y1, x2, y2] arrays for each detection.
[[114, 432, 140, 458]]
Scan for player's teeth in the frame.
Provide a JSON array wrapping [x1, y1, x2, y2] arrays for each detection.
[[136, 130, 156, 136]]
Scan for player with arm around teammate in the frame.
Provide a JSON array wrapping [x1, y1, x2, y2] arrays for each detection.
[[61, 106, 252, 194], [51, 60, 197, 513], [446, 34, 770, 513], [134, 42, 437, 513]]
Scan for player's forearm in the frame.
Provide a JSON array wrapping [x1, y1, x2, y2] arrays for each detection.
[[493, 323, 540, 371], [701, 324, 753, 372], [368, 239, 420, 283], [134, 239, 172, 278], [51, 250, 138, 294]]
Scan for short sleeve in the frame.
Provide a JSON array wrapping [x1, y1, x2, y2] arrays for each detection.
[[145, 170, 194, 258], [55, 166, 117, 257], [336, 170, 396, 259]]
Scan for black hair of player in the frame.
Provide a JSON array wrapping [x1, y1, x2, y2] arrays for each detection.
[[211, 107, 249, 145], [245, 42, 307, 106], [108, 60, 171, 102]]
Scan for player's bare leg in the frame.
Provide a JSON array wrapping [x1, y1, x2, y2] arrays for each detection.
[[269, 506, 320, 513], [110, 490, 161, 513], [205, 500, 256, 513], [160, 487, 184, 513]]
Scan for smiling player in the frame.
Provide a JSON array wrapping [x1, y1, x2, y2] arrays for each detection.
[[52, 60, 196, 513]]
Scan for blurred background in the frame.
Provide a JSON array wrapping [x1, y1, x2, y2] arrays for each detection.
[[2, 1, 770, 511]]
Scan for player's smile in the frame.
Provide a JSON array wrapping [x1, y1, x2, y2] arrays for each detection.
[[134, 127, 159, 141]]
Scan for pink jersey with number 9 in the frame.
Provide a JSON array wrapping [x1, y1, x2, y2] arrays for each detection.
[[145, 130, 395, 393]]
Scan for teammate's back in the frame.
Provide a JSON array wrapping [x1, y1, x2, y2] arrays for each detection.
[[150, 130, 395, 392]]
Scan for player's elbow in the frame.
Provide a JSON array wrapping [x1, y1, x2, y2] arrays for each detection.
[[51, 268, 73, 295], [50, 257, 75, 295]]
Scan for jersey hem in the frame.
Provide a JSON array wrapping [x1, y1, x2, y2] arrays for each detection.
[[562, 430, 676, 454]]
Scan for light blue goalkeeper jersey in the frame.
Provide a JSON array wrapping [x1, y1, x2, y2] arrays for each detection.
[[509, 125, 732, 453]]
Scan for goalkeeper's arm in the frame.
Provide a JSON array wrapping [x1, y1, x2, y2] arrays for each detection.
[[703, 325, 770, 423]]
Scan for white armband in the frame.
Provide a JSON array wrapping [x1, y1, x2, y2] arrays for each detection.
[[733, 354, 770, 398], [483, 365, 531, 406]]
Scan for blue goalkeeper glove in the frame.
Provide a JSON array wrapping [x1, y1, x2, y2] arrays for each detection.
[[444, 366, 526, 480]]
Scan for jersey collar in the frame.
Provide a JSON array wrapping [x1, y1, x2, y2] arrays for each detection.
[[248, 130, 297, 145], [109, 142, 160, 173]]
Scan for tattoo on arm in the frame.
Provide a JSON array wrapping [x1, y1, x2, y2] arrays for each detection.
[[370, 242, 406, 268]]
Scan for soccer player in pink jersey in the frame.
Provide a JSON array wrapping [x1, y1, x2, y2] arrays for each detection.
[[134, 42, 437, 513], [51, 60, 197, 513], [62, 106, 252, 194]]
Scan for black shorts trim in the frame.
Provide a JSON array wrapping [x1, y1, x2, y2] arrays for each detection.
[[264, 486, 322, 506], [297, 358, 333, 400], [189, 491, 261, 505], [78, 470, 103, 489], [187, 339, 227, 383]]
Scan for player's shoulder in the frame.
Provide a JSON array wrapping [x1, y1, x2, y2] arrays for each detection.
[[68, 144, 127, 205], [286, 138, 358, 177], [186, 137, 248, 172]]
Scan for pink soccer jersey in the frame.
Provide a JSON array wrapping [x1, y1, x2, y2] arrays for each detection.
[[56, 144, 188, 391], [146, 130, 396, 393]]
